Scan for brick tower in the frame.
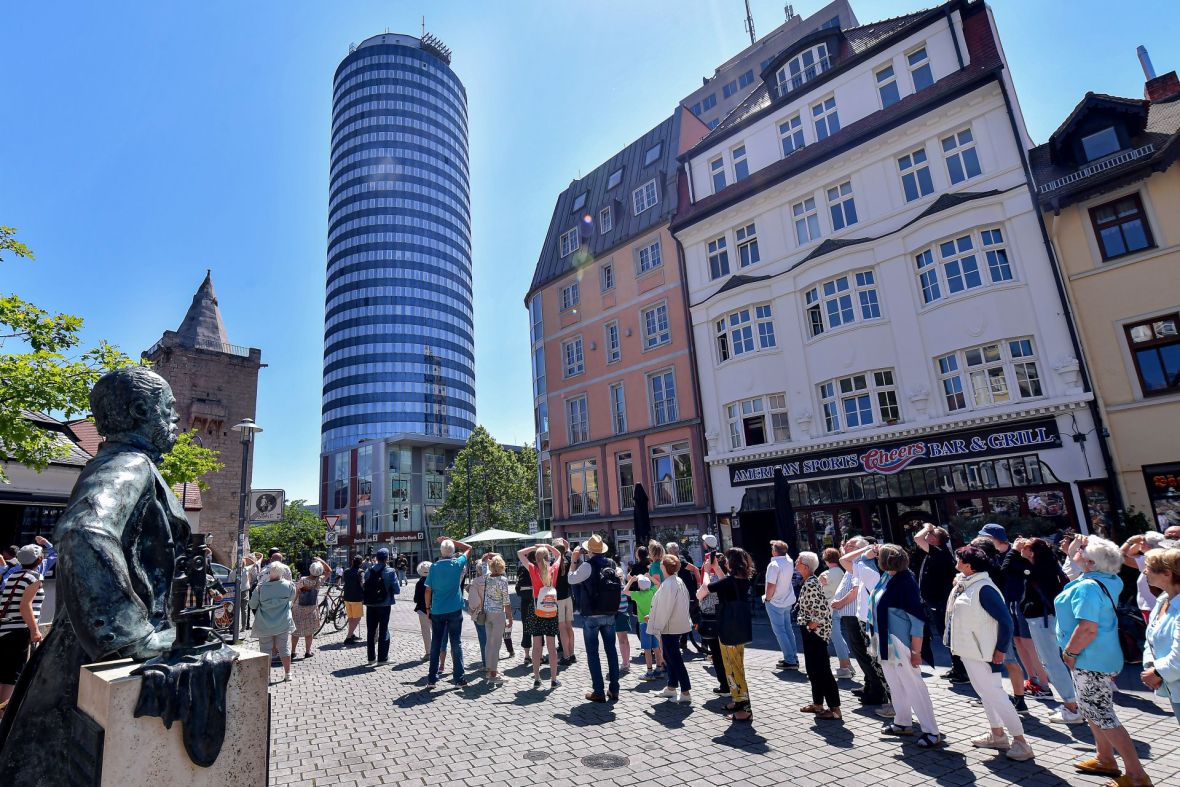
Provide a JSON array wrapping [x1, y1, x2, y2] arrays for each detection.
[[144, 271, 263, 563]]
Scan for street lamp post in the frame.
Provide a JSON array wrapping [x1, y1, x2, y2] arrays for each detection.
[[230, 417, 262, 644]]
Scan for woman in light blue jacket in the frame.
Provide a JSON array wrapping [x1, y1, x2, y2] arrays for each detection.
[[1142, 547, 1180, 723], [250, 562, 296, 682]]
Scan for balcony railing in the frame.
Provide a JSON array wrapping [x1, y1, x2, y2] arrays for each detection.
[[653, 477, 694, 507], [776, 56, 834, 96], [568, 490, 600, 516], [620, 484, 635, 510], [1037, 143, 1156, 193]]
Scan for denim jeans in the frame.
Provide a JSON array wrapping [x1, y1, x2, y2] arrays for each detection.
[[830, 610, 850, 661], [475, 621, 487, 665], [429, 610, 464, 683], [1026, 615, 1077, 703], [365, 606, 391, 662], [765, 603, 798, 664], [582, 614, 619, 696]]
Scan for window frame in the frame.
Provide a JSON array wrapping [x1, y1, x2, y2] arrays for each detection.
[[915, 226, 1016, 307], [826, 180, 858, 231], [804, 269, 881, 338], [570, 191, 587, 213], [876, 63, 901, 108], [1089, 193, 1155, 262], [732, 144, 750, 181], [907, 45, 934, 91], [566, 456, 598, 513], [942, 128, 982, 185], [561, 335, 585, 378], [715, 303, 777, 362], [559, 227, 580, 257], [935, 337, 1045, 412], [643, 142, 662, 167], [819, 369, 901, 433], [606, 167, 624, 190], [776, 43, 831, 95], [735, 222, 760, 268], [604, 320, 621, 364], [566, 395, 589, 444], [779, 113, 805, 158], [600, 261, 615, 292], [559, 281, 580, 312], [609, 382, 627, 434], [1124, 313, 1180, 397], [792, 195, 821, 245], [726, 393, 790, 449], [710, 156, 726, 193], [640, 301, 671, 350], [811, 96, 840, 141], [636, 239, 663, 274], [599, 205, 613, 234], [898, 146, 934, 202], [707, 235, 731, 280], [632, 179, 658, 215], [648, 368, 679, 426]]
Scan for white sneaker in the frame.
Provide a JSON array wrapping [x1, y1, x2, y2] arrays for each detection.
[[971, 733, 1010, 750], [1006, 740, 1035, 761], [659, 686, 678, 698], [835, 667, 854, 679], [874, 704, 895, 718], [677, 691, 692, 704], [1048, 707, 1083, 725]]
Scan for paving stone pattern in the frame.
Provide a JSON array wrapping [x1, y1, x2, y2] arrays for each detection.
[[265, 582, 1180, 786]]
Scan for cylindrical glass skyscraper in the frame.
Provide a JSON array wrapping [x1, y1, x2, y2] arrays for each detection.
[[322, 33, 474, 454]]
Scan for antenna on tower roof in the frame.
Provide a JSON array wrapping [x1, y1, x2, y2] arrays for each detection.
[[744, 0, 756, 45], [421, 16, 425, 37]]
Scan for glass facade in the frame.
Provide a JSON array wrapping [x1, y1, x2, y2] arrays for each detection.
[[322, 34, 475, 453]]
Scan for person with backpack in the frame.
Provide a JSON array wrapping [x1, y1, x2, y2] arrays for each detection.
[[363, 548, 401, 666], [425, 537, 473, 689], [517, 543, 562, 690], [567, 535, 622, 702]]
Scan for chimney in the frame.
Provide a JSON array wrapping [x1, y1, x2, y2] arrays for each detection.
[[1139, 46, 1180, 102]]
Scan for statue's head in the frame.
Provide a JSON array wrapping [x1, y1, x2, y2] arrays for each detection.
[[91, 366, 179, 454]]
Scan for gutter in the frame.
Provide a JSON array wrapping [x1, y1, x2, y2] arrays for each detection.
[[996, 74, 1125, 516]]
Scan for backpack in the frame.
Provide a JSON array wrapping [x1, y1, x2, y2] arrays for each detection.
[[363, 566, 389, 605], [588, 558, 622, 616], [534, 585, 559, 619]]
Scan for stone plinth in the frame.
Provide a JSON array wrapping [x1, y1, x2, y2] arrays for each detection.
[[77, 646, 268, 786]]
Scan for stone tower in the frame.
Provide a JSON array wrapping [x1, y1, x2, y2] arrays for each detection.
[[144, 271, 263, 563]]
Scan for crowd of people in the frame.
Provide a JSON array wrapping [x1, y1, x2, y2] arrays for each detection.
[[3, 518, 1179, 785]]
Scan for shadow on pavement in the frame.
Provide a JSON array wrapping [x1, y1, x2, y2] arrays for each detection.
[[807, 717, 855, 747], [711, 728, 770, 753], [643, 701, 694, 729]]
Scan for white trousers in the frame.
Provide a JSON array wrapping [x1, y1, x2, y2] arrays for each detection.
[[963, 657, 1024, 736], [878, 636, 940, 735]]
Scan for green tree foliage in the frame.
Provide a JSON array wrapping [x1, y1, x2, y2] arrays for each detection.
[[434, 425, 539, 539], [1, 226, 138, 482], [159, 429, 223, 489], [248, 500, 327, 563]]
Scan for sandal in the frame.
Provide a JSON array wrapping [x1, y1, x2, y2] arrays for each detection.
[[816, 709, 842, 721], [725, 710, 753, 723], [916, 733, 945, 749], [799, 703, 825, 713], [1076, 758, 1122, 778], [1105, 778, 1153, 787], [882, 723, 914, 736]]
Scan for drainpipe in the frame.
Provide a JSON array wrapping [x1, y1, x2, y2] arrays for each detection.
[[995, 75, 1125, 521]]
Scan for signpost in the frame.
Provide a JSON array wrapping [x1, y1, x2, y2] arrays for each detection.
[[323, 514, 342, 546]]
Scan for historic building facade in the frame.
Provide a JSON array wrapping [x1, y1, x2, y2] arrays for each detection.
[[672, 0, 1109, 571], [526, 107, 712, 559], [143, 272, 263, 562], [1033, 56, 1180, 530]]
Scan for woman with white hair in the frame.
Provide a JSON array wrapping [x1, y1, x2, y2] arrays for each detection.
[[1056, 535, 1152, 786], [518, 543, 561, 690], [291, 557, 330, 659], [249, 562, 295, 681], [795, 550, 841, 721]]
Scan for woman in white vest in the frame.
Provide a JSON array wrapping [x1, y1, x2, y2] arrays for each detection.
[[947, 544, 1035, 762]]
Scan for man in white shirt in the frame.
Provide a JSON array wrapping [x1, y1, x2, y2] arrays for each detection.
[[837, 537, 891, 711], [763, 540, 799, 670]]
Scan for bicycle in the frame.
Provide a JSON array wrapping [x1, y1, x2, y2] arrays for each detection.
[[317, 584, 347, 634]]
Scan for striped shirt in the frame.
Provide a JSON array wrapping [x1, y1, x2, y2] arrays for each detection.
[[0, 569, 44, 632]]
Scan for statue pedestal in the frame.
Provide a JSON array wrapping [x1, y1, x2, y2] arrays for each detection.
[[77, 646, 269, 786]]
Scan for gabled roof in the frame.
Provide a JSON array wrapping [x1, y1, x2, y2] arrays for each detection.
[[6, 412, 93, 468], [65, 419, 102, 456], [690, 3, 952, 153], [175, 270, 231, 348], [525, 109, 690, 302], [1031, 93, 1180, 208]]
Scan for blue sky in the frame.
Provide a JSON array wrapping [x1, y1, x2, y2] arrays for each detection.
[[2, 1, 1176, 501]]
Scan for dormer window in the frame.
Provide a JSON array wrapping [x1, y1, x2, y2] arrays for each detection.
[[776, 43, 831, 96], [607, 167, 624, 190], [571, 192, 587, 213], [1081, 127, 1122, 162], [644, 143, 663, 167]]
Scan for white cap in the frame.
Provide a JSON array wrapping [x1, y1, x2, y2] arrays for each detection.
[[636, 575, 652, 590], [702, 534, 718, 549]]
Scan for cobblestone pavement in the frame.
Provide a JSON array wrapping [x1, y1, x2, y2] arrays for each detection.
[[263, 582, 1179, 786]]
